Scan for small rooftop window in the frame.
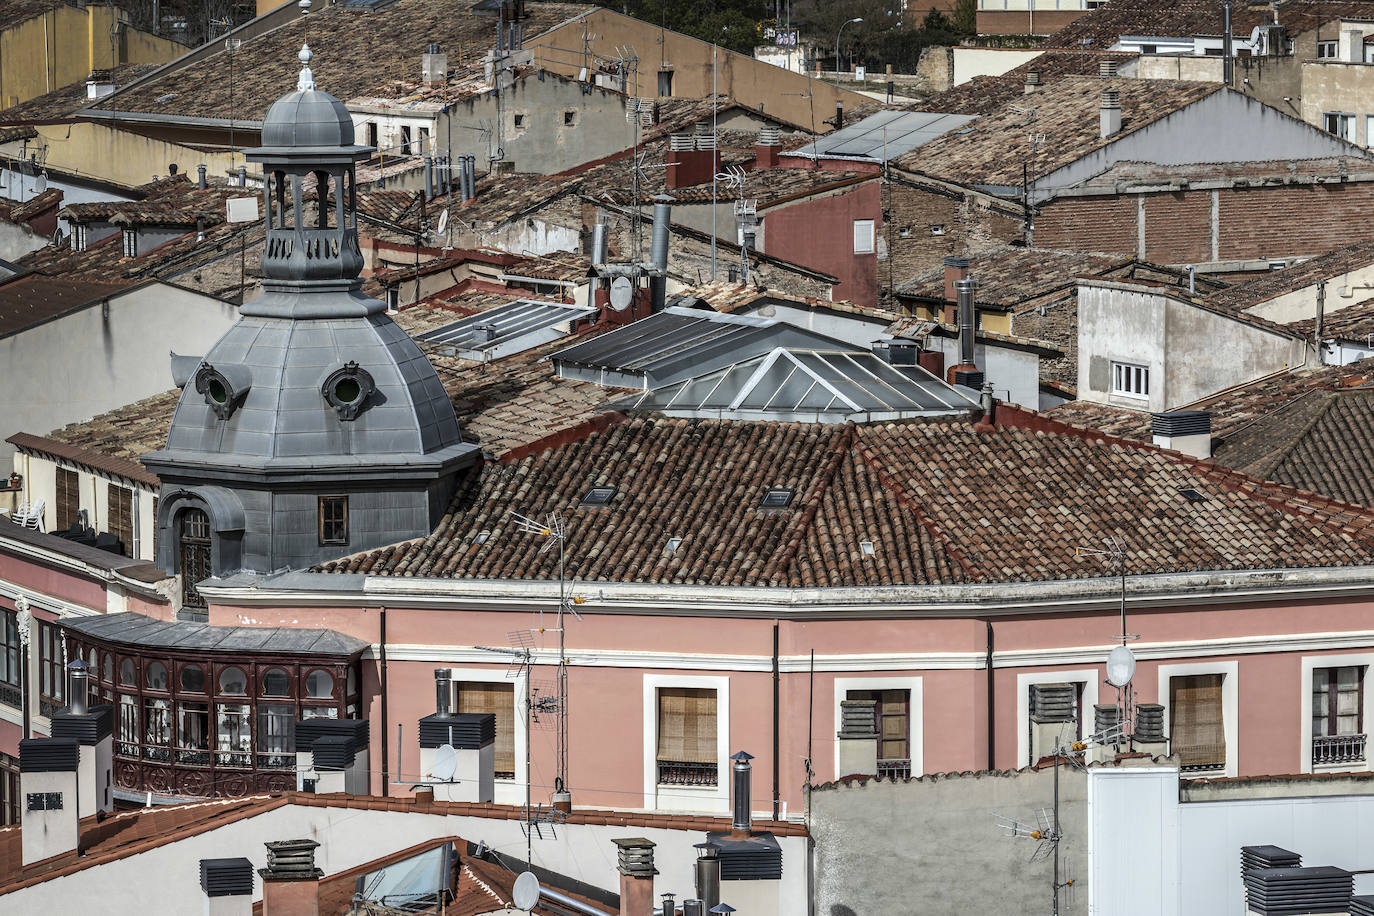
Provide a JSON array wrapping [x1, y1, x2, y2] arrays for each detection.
[[1179, 487, 1207, 502], [579, 486, 616, 508], [760, 487, 795, 509], [860, 540, 876, 556], [665, 537, 682, 553]]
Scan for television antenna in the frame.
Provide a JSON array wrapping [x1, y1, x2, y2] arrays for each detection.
[[994, 738, 1079, 915], [1076, 535, 1139, 737]]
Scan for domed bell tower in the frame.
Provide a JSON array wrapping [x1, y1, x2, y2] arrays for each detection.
[[142, 45, 477, 603]]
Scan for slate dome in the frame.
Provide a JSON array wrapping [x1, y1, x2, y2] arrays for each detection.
[[261, 89, 356, 149]]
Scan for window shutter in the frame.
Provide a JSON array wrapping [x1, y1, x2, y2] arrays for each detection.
[[55, 468, 79, 531], [1030, 684, 1078, 723], [657, 687, 716, 763], [1170, 674, 1225, 768], [108, 483, 133, 557], [456, 682, 515, 776]]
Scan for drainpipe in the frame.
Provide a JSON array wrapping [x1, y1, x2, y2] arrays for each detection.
[[1315, 280, 1326, 363], [379, 606, 389, 796], [1223, 1, 1234, 86], [985, 620, 995, 771], [772, 622, 780, 821]]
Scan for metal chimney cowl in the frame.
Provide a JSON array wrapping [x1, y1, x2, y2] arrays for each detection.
[[730, 750, 753, 836], [260, 839, 324, 881]]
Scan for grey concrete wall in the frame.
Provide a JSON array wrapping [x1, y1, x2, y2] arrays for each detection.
[[1034, 89, 1371, 203], [811, 765, 1088, 916], [0, 282, 238, 461], [1077, 284, 1167, 411], [0, 217, 44, 260], [1160, 296, 1308, 406]]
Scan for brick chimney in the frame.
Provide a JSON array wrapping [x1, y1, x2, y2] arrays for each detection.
[[613, 837, 657, 916], [201, 857, 255, 916], [666, 135, 719, 190], [755, 126, 781, 169], [260, 839, 323, 916], [942, 255, 970, 322]]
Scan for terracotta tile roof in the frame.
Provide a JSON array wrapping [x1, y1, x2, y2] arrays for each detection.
[[0, 125, 37, 143], [1044, 356, 1374, 444], [0, 273, 124, 338], [358, 172, 584, 231], [6, 431, 160, 487], [0, 64, 158, 123], [0, 795, 286, 895], [1293, 295, 1374, 341], [318, 413, 1374, 585], [1077, 156, 1374, 188], [0, 0, 64, 27], [1207, 239, 1374, 312], [1044, 0, 1374, 49], [1207, 387, 1374, 506], [93, 0, 595, 122], [923, 50, 1137, 116], [905, 77, 1221, 188], [896, 246, 1133, 305], [0, 187, 63, 225], [502, 251, 591, 283]]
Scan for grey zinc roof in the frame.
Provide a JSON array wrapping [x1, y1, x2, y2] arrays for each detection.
[[259, 89, 363, 152], [792, 110, 978, 162], [551, 306, 854, 389], [616, 347, 981, 422], [152, 313, 466, 465], [419, 299, 595, 362], [63, 611, 369, 656]]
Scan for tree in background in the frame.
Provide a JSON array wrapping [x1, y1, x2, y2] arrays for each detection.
[[599, 0, 767, 53]]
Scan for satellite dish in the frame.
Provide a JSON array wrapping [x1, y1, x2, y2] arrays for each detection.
[[35, 172, 47, 193], [436, 208, 449, 235], [609, 276, 633, 311], [1106, 645, 1136, 688], [512, 871, 541, 910], [431, 743, 458, 781]]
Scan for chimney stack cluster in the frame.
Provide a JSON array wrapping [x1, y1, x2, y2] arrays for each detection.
[[755, 126, 782, 169], [666, 134, 720, 189]]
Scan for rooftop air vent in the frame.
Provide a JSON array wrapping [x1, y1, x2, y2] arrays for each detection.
[[759, 487, 794, 509], [579, 486, 616, 508]]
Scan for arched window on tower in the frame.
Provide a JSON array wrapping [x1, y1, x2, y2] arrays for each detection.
[[179, 508, 212, 610]]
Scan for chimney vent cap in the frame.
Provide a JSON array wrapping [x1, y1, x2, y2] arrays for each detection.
[[613, 836, 659, 876], [1150, 410, 1210, 437], [19, 737, 79, 772], [201, 858, 255, 898], [261, 839, 323, 880], [942, 255, 971, 269]]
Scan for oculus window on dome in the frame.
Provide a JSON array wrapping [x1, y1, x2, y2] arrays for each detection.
[[194, 363, 252, 420], [321, 362, 374, 420]]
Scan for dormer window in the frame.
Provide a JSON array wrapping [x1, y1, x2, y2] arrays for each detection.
[[122, 228, 137, 257], [321, 362, 375, 420], [72, 224, 88, 251], [194, 362, 252, 420]]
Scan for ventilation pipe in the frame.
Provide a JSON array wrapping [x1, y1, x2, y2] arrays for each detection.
[[1223, 2, 1234, 84], [1024, 70, 1041, 93], [730, 750, 753, 838], [51, 663, 114, 818], [834, 101, 844, 129], [1100, 90, 1122, 138], [434, 668, 452, 716], [591, 220, 608, 266], [947, 277, 984, 389], [1315, 279, 1327, 360], [650, 195, 672, 312], [693, 844, 721, 912], [67, 659, 89, 716], [197, 163, 208, 190], [236, 165, 247, 187]]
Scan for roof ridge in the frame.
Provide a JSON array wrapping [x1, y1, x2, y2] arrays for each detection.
[[849, 428, 979, 580], [764, 423, 855, 585], [1251, 390, 1339, 482]]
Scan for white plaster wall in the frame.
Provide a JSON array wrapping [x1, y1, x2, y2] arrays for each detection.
[[14, 453, 158, 557], [0, 282, 236, 463], [1077, 285, 1168, 411], [952, 48, 1043, 86], [1088, 767, 1181, 916], [0, 218, 45, 260], [0, 801, 807, 914], [1246, 262, 1374, 323], [481, 219, 580, 257], [1160, 297, 1307, 408]]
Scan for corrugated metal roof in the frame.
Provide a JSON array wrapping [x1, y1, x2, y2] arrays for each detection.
[[418, 299, 595, 362], [793, 110, 978, 162], [617, 347, 980, 422]]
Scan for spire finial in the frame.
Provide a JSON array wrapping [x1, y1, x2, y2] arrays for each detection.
[[297, 42, 315, 91]]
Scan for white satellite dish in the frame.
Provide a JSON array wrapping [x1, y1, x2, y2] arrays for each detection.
[[436, 208, 449, 235], [35, 172, 47, 193], [431, 743, 458, 781], [1106, 645, 1137, 688], [609, 276, 633, 311], [512, 871, 541, 910]]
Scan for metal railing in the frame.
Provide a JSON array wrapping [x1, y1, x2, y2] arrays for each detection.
[[877, 758, 912, 779], [1313, 733, 1367, 766], [657, 760, 718, 786]]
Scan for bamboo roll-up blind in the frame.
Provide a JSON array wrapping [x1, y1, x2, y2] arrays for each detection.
[[1170, 674, 1225, 768], [657, 687, 717, 763], [457, 681, 516, 775]]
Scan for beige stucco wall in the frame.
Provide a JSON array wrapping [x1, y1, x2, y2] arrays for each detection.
[[1301, 58, 1374, 146], [1137, 54, 1225, 82], [9, 450, 158, 560], [1246, 260, 1374, 323], [0, 5, 184, 109], [951, 47, 1042, 86], [34, 122, 241, 189], [532, 9, 866, 133]]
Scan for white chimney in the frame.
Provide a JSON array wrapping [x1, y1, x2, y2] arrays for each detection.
[[49, 664, 114, 819], [294, 719, 369, 795], [1340, 28, 1364, 62], [200, 857, 255, 916], [86, 72, 115, 99], [1024, 70, 1041, 93], [423, 43, 448, 88], [1151, 410, 1212, 459], [1100, 89, 1122, 139], [20, 737, 81, 866]]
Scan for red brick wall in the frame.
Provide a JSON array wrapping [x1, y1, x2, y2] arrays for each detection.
[[1033, 195, 1137, 257], [1035, 181, 1374, 264], [1142, 191, 1210, 265], [883, 180, 1024, 296], [976, 8, 1086, 34]]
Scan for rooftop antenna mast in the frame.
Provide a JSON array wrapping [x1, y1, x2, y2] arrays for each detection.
[[1076, 534, 1139, 737], [995, 736, 1083, 914]]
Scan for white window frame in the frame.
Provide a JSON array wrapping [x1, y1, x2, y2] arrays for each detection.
[[1299, 653, 1374, 773], [1323, 111, 1355, 141], [832, 676, 923, 779], [122, 228, 137, 258], [444, 666, 528, 805], [1366, 114, 1374, 148], [1111, 361, 1150, 399], [1317, 40, 1338, 58], [1016, 670, 1099, 768], [1159, 660, 1238, 778], [853, 219, 875, 254], [642, 674, 729, 813]]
